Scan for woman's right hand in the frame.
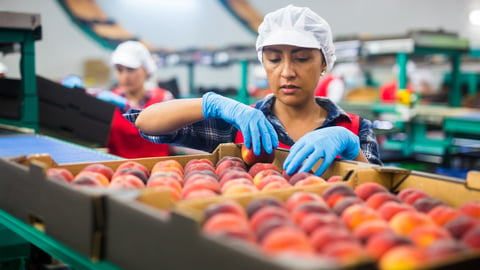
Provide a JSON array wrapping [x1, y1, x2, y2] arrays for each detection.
[[202, 92, 278, 155]]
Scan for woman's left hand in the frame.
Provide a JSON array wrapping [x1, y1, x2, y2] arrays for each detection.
[[283, 126, 360, 176]]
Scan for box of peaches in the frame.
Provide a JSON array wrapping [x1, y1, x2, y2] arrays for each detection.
[[1, 143, 480, 270]]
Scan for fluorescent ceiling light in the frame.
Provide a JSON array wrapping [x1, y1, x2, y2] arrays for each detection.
[[469, 9, 480, 26]]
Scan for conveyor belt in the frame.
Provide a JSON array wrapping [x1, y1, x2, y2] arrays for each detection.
[[0, 134, 122, 164]]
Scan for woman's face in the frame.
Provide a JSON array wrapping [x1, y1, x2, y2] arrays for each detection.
[[114, 64, 148, 93], [262, 45, 324, 106]]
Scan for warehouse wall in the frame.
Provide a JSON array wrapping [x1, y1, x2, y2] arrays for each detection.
[[2, 0, 480, 95]]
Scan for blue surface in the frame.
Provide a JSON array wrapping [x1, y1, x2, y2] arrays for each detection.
[[0, 134, 122, 164]]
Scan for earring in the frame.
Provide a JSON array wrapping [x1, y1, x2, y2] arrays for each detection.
[[321, 71, 326, 76]]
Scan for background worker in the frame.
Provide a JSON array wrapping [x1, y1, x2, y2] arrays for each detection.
[[98, 40, 175, 158], [126, 5, 382, 176]]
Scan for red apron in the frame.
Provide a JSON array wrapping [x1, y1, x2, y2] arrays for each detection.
[[106, 88, 171, 158]]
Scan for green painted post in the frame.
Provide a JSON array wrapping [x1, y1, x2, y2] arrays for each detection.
[[449, 54, 462, 107], [397, 53, 408, 89], [20, 31, 39, 132]]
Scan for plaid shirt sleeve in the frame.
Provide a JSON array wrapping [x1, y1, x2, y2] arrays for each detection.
[[123, 109, 237, 153], [358, 117, 383, 165]]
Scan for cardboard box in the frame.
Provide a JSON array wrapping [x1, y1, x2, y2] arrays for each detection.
[[3, 143, 480, 268], [102, 143, 378, 270]]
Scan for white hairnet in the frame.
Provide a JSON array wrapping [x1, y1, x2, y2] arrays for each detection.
[[111, 41, 156, 76], [256, 5, 336, 71], [0, 62, 8, 74]]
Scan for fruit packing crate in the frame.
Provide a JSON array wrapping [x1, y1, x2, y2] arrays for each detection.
[[0, 143, 479, 269]]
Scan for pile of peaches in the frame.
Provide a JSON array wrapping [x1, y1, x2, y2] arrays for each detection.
[[201, 182, 480, 269], [45, 156, 339, 201]]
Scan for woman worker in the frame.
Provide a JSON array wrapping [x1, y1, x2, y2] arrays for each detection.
[[97, 40, 175, 158], [124, 5, 382, 176]]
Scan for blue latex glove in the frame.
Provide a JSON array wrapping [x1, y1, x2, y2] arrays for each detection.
[[202, 92, 278, 155], [97, 91, 127, 110], [283, 126, 360, 176]]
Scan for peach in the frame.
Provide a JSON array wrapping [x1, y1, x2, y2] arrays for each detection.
[[71, 173, 105, 187], [408, 225, 452, 248], [310, 226, 356, 253], [397, 188, 428, 205], [354, 182, 389, 201], [202, 213, 252, 240], [184, 171, 217, 185], [459, 201, 480, 220], [293, 176, 327, 187], [366, 192, 402, 210], [322, 184, 358, 208], [290, 201, 332, 225], [151, 159, 184, 176], [341, 204, 382, 231], [217, 166, 247, 180], [184, 158, 214, 171], [184, 162, 215, 176], [257, 175, 290, 190], [248, 162, 280, 178], [285, 191, 325, 212], [255, 219, 295, 243], [222, 182, 258, 196], [366, 231, 413, 260], [427, 205, 462, 226], [215, 156, 247, 176], [46, 168, 74, 183], [82, 163, 114, 181], [461, 226, 480, 250], [181, 178, 220, 199], [245, 197, 285, 218], [252, 169, 283, 186], [148, 171, 183, 186], [332, 196, 364, 216], [108, 174, 145, 189], [241, 143, 275, 166], [326, 175, 343, 183], [377, 201, 415, 221], [321, 240, 368, 265], [412, 196, 445, 213], [154, 186, 181, 201], [260, 226, 314, 256], [147, 175, 182, 193], [74, 171, 109, 186], [249, 206, 291, 233], [204, 200, 247, 222], [425, 239, 470, 262], [261, 180, 292, 192], [353, 219, 392, 244], [112, 167, 148, 184], [115, 161, 149, 179], [220, 178, 256, 194], [218, 170, 252, 188], [444, 215, 479, 239], [378, 246, 429, 270], [389, 211, 435, 236], [286, 171, 314, 185], [298, 213, 344, 236]]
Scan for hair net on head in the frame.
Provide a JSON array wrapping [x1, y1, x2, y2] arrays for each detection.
[[256, 5, 336, 71], [111, 41, 157, 76], [0, 62, 8, 74]]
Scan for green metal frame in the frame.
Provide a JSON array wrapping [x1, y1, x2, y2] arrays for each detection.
[[0, 210, 120, 270], [0, 28, 40, 132]]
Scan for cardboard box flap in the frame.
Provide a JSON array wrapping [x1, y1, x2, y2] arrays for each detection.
[[466, 171, 480, 191]]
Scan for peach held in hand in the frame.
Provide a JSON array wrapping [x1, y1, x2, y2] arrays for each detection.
[[241, 144, 275, 166]]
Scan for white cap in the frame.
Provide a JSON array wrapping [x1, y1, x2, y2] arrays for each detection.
[[256, 5, 336, 71], [111, 41, 156, 76], [0, 62, 8, 74]]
